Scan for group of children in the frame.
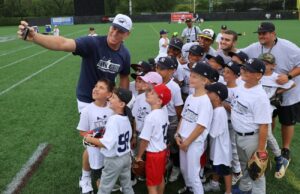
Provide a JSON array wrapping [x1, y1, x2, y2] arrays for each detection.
[[76, 28, 295, 194]]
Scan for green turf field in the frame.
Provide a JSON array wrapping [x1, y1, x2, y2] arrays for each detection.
[[0, 20, 300, 194]]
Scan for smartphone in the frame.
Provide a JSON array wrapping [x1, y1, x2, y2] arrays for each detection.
[[22, 27, 30, 40]]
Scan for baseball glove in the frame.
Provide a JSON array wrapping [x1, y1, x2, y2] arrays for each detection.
[[247, 151, 268, 180], [132, 158, 145, 177]]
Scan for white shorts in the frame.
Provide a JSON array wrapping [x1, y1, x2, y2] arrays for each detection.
[[87, 146, 104, 170], [77, 99, 90, 113]]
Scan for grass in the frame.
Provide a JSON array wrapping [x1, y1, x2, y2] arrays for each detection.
[[0, 20, 300, 194]]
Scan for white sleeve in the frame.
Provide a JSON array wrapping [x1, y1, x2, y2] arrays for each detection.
[[252, 98, 272, 124], [209, 109, 227, 138], [181, 29, 186, 38], [196, 101, 213, 129], [173, 85, 184, 106], [77, 108, 89, 131], [139, 116, 153, 141], [100, 118, 118, 150]]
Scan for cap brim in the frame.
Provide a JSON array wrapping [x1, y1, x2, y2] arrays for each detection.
[[205, 54, 214, 60], [130, 64, 141, 71], [169, 44, 181, 50], [112, 23, 129, 32], [199, 34, 213, 40]]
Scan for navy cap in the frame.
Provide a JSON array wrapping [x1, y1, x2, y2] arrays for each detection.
[[254, 22, 275, 33], [157, 56, 177, 70], [188, 45, 205, 56], [131, 61, 153, 73], [243, 58, 266, 74], [160, 29, 168, 35], [206, 54, 225, 67], [205, 82, 228, 101], [169, 38, 183, 50], [225, 61, 241, 76], [191, 61, 214, 80], [131, 71, 145, 80], [229, 51, 249, 63], [114, 88, 132, 105], [221, 25, 227, 30], [211, 68, 220, 82]]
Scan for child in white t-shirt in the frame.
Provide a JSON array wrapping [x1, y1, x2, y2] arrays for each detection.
[[77, 78, 114, 193], [156, 56, 184, 182], [223, 61, 243, 185], [259, 53, 295, 179], [175, 62, 214, 194], [84, 88, 134, 194], [136, 84, 171, 194], [204, 82, 232, 194]]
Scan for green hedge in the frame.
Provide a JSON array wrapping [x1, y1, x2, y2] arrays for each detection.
[[0, 17, 23, 26]]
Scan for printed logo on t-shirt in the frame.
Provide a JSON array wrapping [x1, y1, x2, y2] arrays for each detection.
[[92, 115, 108, 138], [182, 104, 198, 122], [136, 107, 149, 122], [233, 100, 248, 115], [262, 85, 276, 98], [97, 58, 121, 74]]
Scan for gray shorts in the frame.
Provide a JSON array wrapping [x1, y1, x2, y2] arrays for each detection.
[[167, 116, 179, 154]]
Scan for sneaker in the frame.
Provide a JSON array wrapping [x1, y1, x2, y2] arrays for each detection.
[[79, 177, 93, 194], [274, 156, 290, 179], [204, 181, 220, 192], [169, 166, 180, 182], [137, 176, 146, 181], [281, 148, 291, 161], [232, 172, 243, 185], [177, 186, 193, 194], [112, 184, 121, 192], [131, 178, 137, 186]]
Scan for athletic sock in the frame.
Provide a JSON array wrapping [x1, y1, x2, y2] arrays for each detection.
[[82, 169, 91, 179]]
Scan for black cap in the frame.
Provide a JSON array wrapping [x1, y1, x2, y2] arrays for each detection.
[[131, 71, 145, 80], [206, 54, 225, 67], [205, 82, 228, 101], [89, 27, 95, 31], [157, 56, 177, 69], [169, 38, 183, 50], [185, 18, 192, 22], [114, 88, 132, 105], [254, 22, 275, 33], [225, 61, 241, 76], [221, 25, 227, 30], [211, 69, 220, 82], [188, 45, 205, 56], [160, 29, 168, 35], [243, 58, 266, 74], [131, 61, 153, 73], [170, 56, 179, 69], [228, 51, 249, 63], [191, 61, 214, 80]]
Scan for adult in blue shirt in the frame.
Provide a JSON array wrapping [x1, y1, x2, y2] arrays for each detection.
[[18, 14, 132, 112]]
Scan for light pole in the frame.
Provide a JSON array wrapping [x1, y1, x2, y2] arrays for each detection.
[[129, 0, 132, 15]]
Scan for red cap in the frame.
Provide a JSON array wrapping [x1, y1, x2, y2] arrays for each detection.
[[153, 84, 171, 106]]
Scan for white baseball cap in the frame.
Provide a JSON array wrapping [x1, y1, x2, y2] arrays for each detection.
[[137, 72, 162, 85], [112, 14, 132, 32]]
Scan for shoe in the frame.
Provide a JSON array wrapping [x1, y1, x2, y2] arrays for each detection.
[[177, 186, 193, 194], [137, 176, 145, 181], [112, 184, 121, 192], [199, 168, 206, 183], [203, 181, 220, 192], [274, 156, 289, 179], [232, 172, 243, 185], [131, 178, 137, 186], [281, 148, 291, 161], [79, 177, 93, 194], [169, 166, 180, 182]]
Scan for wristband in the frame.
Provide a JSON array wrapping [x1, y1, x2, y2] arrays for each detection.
[[287, 74, 293, 80]]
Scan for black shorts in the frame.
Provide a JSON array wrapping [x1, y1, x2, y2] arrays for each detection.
[[272, 109, 278, 118], [91, 167, 103, 181], [277, 101, 300, 125], [212, 164, 231, 176]]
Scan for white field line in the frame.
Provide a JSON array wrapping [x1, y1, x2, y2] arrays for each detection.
[[0, 53, 71, 96], [3, 143, 50, 194], [0, 28, 87, 57], [148, 24, 159, 35], [0, 50, 48, 70]]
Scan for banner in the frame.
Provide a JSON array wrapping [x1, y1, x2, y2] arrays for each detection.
[[51, 17, 74, 26], [171, 12, 194, 23]]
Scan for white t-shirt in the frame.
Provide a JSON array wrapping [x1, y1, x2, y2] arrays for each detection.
[[224, 86, 238, 120], [132, 93, 151, 132], [166, 80, 184, 116], [202, 47, 217, 61], [173, 61, 185, 82], [242, 38, 300, 106], [209, 107, 232, 166], [158, 37, 169, 54], [53, 28, 59, 36], [260, 72, 294, 111], [129, 81, 138, 97], [101, 114, 132, 157], [178, 94, 213, 142], [181, 26, 201, 43], [77, 103, 113, 168], [88, 33, 98, 36], [181, 63, 192, 94], [231, 84, 272, 133], [215, 33, 222, 49], [139, 109, 169, 152]]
